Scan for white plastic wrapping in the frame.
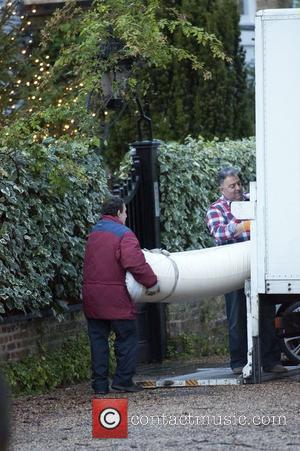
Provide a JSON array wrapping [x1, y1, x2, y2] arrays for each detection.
[[126, 241, 251, 303]]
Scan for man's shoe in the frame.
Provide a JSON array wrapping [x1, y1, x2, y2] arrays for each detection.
[[94, 390, 109, 395], [263, 364, 288, 373], [232, 367, 243, 375], [111, 384, 144, 393]]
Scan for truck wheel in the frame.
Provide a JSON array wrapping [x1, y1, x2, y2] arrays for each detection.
[[278, 302, 300, 364]]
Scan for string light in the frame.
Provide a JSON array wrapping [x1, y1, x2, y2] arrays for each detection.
[[1, 6, 82, 140]]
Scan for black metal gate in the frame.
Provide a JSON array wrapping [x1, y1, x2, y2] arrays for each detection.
[[112, 140, 166, 363]]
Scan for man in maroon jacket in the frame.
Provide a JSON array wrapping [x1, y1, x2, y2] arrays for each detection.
[[83, 196, 159, 394]]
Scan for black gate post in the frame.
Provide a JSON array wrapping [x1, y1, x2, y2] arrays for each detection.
[[130, 139, 166, 362]]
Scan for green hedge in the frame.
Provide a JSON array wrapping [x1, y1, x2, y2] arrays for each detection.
[[1, 332, 116, 395], [158, 136, 255, 251], [0, 135, 255, 315], [118, 136, 255, 251], [0, 139, 108, 316]]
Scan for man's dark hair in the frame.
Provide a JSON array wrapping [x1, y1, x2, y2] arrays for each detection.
[[217, 167, 241, 186], [101, 196, 124, 216]]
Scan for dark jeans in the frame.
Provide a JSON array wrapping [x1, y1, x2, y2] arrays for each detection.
[[225, 289, 281, 369], [0, 374, 10, 451], [87, 318, 138, 392]]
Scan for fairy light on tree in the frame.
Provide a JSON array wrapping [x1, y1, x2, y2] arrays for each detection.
[[0, 0, 38, 123]]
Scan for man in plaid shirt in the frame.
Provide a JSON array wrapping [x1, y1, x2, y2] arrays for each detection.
[[206, 167, 286, 375]]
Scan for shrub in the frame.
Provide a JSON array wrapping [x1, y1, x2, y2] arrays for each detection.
[[1, 332, 116, 395], [158, 136, 255, 250], [0, 138, 108, 316], [107, 0, 254, 167]]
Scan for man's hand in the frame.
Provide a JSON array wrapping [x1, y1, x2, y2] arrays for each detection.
[[242, 220, 251, 232], [145, 282, 160, 296], [235, 221, 251, 237]]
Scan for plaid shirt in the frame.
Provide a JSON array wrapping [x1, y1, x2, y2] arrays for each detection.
[[206, 194, 250, 246]]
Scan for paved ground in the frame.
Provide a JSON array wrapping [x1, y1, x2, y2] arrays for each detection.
[[10, 360, 300, 450]]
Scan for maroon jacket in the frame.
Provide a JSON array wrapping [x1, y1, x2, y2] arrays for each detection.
[[82, 215, 157, 320]]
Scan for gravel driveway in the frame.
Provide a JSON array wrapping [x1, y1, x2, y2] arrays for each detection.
[[10, 362, 300, 450]]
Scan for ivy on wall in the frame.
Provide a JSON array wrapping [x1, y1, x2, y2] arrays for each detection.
[[0, 139, 108, 316]]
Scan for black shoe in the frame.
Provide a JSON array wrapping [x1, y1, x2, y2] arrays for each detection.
[[111, 384, 144, 393], [232, 367, 243, 375], [94, 389, 109, 395], [262, 364, 288, 373]]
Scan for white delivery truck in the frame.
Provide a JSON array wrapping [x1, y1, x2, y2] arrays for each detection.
[[240, 8, 300, 382]]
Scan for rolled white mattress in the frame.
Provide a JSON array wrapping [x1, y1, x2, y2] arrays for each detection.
[[126, 241, 251, 303]]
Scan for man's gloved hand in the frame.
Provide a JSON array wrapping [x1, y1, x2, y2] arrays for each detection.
[[242, 220, 251, 232], [145, 282, 160, 296], [235, 220, 251, 237]]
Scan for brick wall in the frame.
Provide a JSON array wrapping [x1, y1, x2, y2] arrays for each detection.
[[0, 309, 86, 362], [0, 299, 226, 363], [166, 296, 226, 338]]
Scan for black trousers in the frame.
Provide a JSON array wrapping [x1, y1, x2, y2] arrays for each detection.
[[225, 289, 281, 369], [87, 318, 138, 392]]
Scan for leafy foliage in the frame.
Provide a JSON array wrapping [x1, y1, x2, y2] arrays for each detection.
[[0, 0, 45, 127], [107, 0, 254, 167], [158, 136, 255, 251], [1, 331, 116, 395], [118, 136, 255, 251], [0, 138, 108, 316], [0, 0, 228, 156]]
